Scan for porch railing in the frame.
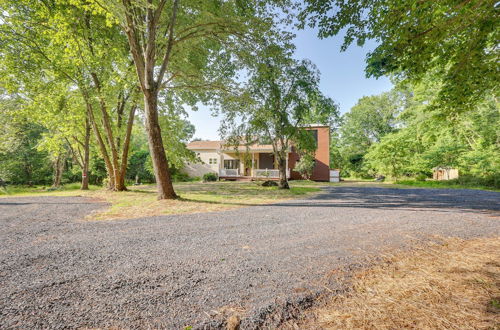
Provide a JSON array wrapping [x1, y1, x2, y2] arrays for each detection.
[[253, 169, 280, 178], [219, 168, 290, 178], [219, 168, 239, 177]]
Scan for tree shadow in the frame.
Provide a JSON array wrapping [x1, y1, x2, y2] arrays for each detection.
[[266, 186, 500, 215]]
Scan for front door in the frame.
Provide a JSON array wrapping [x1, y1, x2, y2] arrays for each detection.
[[259, 153, 274, 169]]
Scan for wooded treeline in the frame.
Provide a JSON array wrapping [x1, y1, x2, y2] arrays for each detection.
[[331, 77, 499, 187]]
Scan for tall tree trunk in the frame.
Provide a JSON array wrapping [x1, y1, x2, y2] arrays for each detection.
[[277, 154, 289, 189], [116, 104, 137, 191], [52, 154, 64, 188], [91, 73, 124, 191], [81, 117, 91, 190], [144, 92, 177, 199], [83, 96, 115, 190]]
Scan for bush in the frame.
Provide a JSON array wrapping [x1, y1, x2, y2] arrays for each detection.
[[262, 180, 278, 187], [415, 173, 428, 182], [171, 171, 191, 182], [202, 172, 218, 182], [457, 174, 500, 189]]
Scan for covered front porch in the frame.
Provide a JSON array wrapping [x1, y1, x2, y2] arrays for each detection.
[[218, 151, 290, 180]]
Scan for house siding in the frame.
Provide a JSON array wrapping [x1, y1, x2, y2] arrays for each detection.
[[183, 150, 218, 177], [288, 126, 330, 181]]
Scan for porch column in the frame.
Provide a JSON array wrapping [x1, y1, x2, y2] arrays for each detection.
[[219, 152, 224, 174], [252, 153, 255, 177], [285, 152, 289, 178]]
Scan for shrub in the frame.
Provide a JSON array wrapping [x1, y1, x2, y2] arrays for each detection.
[[202, 172, 218, 182], [415, 173, 428, 181], [171, 171, 191, 182], [262, 180, 278, 187]]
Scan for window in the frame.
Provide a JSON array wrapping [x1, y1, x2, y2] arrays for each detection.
[[310, 129, 318, 148], [224, 159, 240, 169], [209, 158, 217, 165]]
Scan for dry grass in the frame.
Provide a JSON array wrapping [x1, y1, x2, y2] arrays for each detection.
[[302, 237, 500, 330], [88, 182, 320, 220]]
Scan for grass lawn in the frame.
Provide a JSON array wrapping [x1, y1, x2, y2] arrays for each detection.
[[300, 237, 500, 329], [340, 178, 500, 192], [395, 179, 500, 192], [0, 181, 321, 220]]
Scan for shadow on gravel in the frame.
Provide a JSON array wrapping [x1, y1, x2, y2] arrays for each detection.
[[165, 186, 500, 215], [267, 187, 500, 214], [0, 202, 97, 206]]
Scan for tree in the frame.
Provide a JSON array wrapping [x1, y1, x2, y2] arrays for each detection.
[[295, 154, 315, 180], [364, 129, 419, 178], [362, 75, 499, 184], [84, 0, 276, 199], [299, 0, 499, 112], [0, 94, 53, 185], [0, 0, 139, 191], [335, 89, 406, 176], [220, 44, 338, 189]]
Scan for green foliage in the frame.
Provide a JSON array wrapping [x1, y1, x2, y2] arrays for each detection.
[[0, 97, 53, 184], [89, 155, 107, 186], [364, 130, 416, 178], [127, 150, 155, 184], [335, 71, 499, 185], [157, 105, 197, 170], [295, 154, 315, 180], [300, 0, 499, 112], [0, 122, 53, 185], [398, 174, 500, 190], [202, 172, 218, 182], [415, 174, 428, 182], [362, 79, 499, 181], [333, 89, 405, 177]]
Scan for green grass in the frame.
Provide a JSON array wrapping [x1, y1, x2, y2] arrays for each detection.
[[395, 179, 500, 192], [0, 183, 101, 196]]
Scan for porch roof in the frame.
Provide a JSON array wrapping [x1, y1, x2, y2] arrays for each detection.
[[220, 143, 275, 152], [187, 140, 276, 152]]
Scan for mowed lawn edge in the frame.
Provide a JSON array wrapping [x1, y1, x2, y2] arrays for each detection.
[[0, 181, 322, 220]]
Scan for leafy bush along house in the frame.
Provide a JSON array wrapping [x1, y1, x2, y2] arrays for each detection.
[[184, 125, 331, 181]]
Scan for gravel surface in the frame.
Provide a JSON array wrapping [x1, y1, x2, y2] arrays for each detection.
[[0, 187, 499, 329]]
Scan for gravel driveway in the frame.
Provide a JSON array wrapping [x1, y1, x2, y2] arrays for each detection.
[[1, 187, 499, 329]]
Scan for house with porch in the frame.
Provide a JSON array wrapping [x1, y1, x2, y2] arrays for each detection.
[[183, 125, 331, 181]]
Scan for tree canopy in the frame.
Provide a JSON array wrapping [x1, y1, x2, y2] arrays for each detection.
[[300, 0, 499, 112]]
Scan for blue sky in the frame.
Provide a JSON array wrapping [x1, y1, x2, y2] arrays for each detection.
[[187, 27, 394, 140]]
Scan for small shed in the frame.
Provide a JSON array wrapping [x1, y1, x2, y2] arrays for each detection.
[[433, 167, 459, 181]]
